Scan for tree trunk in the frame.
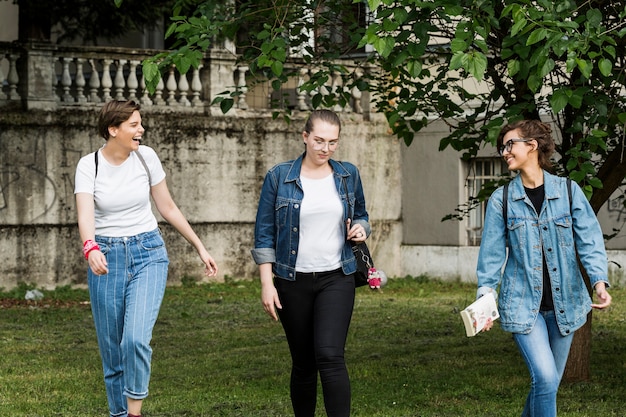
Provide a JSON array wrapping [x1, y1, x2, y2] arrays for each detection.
[[562, 260, 594, 382], [562, 312, 592, 382]]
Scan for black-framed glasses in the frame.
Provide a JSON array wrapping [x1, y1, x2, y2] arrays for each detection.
[[498, 138, 533, 155]]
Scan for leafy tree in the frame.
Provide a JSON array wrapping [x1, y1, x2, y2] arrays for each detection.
[[145, 0, 626, 381]]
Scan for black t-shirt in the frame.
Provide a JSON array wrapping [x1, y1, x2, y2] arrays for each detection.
[[524, 184, 554, 311]]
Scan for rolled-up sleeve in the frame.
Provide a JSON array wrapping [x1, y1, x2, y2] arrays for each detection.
[[251, 170, 278, 265], [476, 187, 506, 298]]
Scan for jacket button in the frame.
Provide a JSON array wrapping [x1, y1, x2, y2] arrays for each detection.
[[293, 227, 298, 232], [565, 329, 570, 334], [294, 204, 299, 209], [555, 287, 560, 291], [560, 310, 564, 314], [547, 248, 552, 252], [553, 268, 557, 272], [291, 250, 296, 255], [543, 226, 548, 230]]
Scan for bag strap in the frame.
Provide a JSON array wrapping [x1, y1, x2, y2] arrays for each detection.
[[134, 150, 152, 185], [94, 149, 152, 185]]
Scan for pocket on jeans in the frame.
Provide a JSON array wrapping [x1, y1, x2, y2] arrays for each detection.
[[140, 235, 165, 251], [97, 242, 110, 255]]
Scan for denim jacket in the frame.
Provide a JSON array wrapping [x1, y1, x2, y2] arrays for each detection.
[[476, 171, 609, 336], [251, 153, 370, 281]]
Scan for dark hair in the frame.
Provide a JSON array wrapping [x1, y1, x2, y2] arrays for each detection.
[[303, 109, 341, 134], [497, 120, 555, 171], [97, 100, 141, 140]]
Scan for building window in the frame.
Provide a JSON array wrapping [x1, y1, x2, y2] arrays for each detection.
[[466, 158, 509, 246]]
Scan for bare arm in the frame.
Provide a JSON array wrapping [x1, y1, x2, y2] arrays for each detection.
[[75, 192, 108, 275], [151, 179, 218, 277], [259, 262, 281, 321]]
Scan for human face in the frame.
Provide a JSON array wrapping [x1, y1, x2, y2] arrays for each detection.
[[500, 129, 536, 172], [302, 120, 340, 165], [108, 110, 144, 152]]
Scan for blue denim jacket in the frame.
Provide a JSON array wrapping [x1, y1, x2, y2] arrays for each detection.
[[251, 153, 370, 281], [476, 171, 609, 336]]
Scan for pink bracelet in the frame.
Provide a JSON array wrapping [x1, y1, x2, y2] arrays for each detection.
[[83, 239, 101, 260]]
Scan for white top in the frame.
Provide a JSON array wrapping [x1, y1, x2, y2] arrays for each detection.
[[296, 174, 344, 272], [74, 145, 166, 237]]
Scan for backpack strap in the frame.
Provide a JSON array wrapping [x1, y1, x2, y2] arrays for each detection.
[[93, 149, 151, 185], [566, 178, 572, 212], [503, 182, 509, 247], [134, 149, 152, 185]]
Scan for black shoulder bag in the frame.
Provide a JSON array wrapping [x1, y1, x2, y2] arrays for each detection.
[[342, 177, 374, 287]]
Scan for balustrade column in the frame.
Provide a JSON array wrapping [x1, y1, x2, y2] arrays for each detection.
[[61, 57, 74, 102], [191, 66, 202, 106], [88, 59, 101, 103], [7, 53, 20, 100], [114, 59, 127, 100], [127, 60, 139, 101], [75, 58, 87, 103], [101, 59, 113, 102]]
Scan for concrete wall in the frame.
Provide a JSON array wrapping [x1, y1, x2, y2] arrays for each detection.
[[402, 120, 465, 246], [0, 108, 402, 289]]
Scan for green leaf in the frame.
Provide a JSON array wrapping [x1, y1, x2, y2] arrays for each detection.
[[550, 89, 569, 113], [467, 52, 487, 80], [527, 28, 548, 46], [373, 36, 395, 58], [450, 39, 467, 53], [407, 60, 422, 78], [511, 17, 527, 37], [271, 60, 284, 77], [507, 59, 520, 77], [220, 98, 234, 113], [598, 58, 612, 77], [575, 58, 592, 79], [449, 51, 465, 70]]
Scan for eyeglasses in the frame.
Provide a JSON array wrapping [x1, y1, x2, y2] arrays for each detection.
[[498, 138, 533, 155], [312, 139, 339, 150]]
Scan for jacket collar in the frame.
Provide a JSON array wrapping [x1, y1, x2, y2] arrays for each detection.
[[509, 170, 564, 202], [284, 152, 350, 183]]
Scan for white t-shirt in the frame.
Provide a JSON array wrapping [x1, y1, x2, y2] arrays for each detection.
[[295, 174, 344, 272], [74, 145, 166, 237]]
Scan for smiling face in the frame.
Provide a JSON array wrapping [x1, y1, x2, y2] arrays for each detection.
[[501, 128, 538, 172], [302, 120, 340, 166], [108, 110, 144, 152]]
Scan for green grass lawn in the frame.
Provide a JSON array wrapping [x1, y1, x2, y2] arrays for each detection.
[[0, 277, 623, 416]]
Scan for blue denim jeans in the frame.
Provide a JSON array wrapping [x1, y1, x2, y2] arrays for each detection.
[[512, 310, 574, 417], [89, 229, 169, 417]]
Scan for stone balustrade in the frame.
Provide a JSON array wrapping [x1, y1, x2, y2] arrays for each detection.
[[0, 42, 370, 114]]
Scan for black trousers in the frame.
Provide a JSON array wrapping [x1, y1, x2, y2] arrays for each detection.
[[275, 268, 355, 417]]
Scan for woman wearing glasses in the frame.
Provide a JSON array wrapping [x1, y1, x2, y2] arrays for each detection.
[[476, 119, 611, 417], [251, 109, 370, 417]]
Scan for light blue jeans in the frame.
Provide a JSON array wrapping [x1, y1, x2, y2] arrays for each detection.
[[89, 229, 169, 417], [513, 310, 574, 417]]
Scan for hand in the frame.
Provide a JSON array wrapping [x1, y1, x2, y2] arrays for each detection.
[[88, 250, 109, 276], [199, 249, 218, 277], [482, 317, 494, 332], [591, 282, 612, 309], [261, 284, 282, 321], [346, 219, 367, 242]]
